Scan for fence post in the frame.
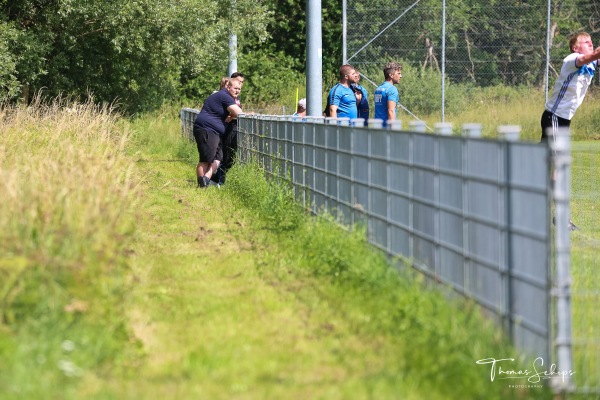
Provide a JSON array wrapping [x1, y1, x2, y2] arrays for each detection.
[[434, 122, 452, 135], [462, 123, 482, 138], [368, 118, 383, 129], [497, 125, 521, 141], [550, 127, 574, 394], [350, 118, 364, 127], [389, 120, 403, 131], [497, 124, 519, 343], [409, 120, 426, 133]]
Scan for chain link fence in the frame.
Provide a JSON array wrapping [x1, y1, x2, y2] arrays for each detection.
[[345, 0, 599, 396], [345, 0, 600, 119]]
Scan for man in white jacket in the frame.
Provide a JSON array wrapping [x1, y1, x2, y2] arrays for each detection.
[[541, 32, 600, 231], [541, 32, 600, 142]]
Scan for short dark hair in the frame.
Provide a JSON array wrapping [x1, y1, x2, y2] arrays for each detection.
[[230, 72, 245, 80], [383, 62, 402, 80], [339, 64, 355, 80]]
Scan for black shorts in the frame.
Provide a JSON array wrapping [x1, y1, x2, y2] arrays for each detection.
[[540, 110, 571, 143], [193, 126, 223, 164]]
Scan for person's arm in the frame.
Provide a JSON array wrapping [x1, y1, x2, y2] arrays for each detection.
[[226, 104, 243, 119], [329, 105, 338, 118], [387, 101, 396, 122], [354, 91, 363, 112], [576, 46, 600, 66]]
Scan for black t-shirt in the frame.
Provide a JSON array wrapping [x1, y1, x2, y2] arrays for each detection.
[[194, 89, 236, 136]]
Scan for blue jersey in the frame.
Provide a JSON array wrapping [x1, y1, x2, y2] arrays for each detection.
[[374, 81, 399, 126], [328, 83, 357, 119], [194, 88, 236, 136], [352, 83, 370, 120]]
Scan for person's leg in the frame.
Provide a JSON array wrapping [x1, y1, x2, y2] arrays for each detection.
[[541, 110, 571, 143], [212, 129, 231, 183], [542, 112, 579, 230], [540, 110, 553, 143], [204, 159, 220, 180], [195, 128, 220, 187], [219, 128, 238, 185]]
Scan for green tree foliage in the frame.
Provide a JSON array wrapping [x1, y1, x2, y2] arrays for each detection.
[[255, 0, 342, 76], [1, 0, 271, 113], [0, 22, 21, 100], [179, 0, 343, 110], [4, 0, 599, 112]]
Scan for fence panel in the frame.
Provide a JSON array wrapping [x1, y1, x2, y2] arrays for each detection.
[[232, 115, 552, 363]]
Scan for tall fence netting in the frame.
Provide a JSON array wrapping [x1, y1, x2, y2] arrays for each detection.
[[346, 0, 600, 115]]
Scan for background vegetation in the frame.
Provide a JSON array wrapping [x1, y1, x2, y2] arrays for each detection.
[[3, 0, 599, 119], [0, 0, 341, 114]]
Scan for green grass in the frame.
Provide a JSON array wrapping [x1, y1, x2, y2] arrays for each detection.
[[4, 99, 591, 399], [398, 85, 600, 142], [0, 97, 141, 399], [109, 117, 549, 399], [570, 141, 600, 397]]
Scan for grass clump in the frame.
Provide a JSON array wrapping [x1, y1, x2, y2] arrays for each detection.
[[0, 96, 141, 398]]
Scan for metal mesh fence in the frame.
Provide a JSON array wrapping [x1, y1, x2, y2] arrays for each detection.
[[180, 107, 600, 395], [229, 114, 552, 362]]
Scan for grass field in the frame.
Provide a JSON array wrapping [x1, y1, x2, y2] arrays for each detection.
[[1, 98, 597, 399], [570, 141, 600, 398]]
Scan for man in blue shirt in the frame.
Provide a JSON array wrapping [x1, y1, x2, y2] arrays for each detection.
[[374, 62, 402, 127], [327, 65, 359, 119]]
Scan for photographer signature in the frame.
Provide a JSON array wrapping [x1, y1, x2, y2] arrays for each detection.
[[476, 357, 575, 383]]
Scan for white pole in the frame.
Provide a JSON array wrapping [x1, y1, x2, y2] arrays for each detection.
[[228, 0, 238, 76], [306, 0, 323, 117], [550, 127, 574, 394], [343, 0, 347, 64]]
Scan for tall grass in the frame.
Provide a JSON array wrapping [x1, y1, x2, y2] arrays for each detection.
[[569, 142, 600, 397], [0, 96, 140, 398]]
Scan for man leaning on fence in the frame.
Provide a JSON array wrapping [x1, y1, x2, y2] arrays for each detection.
[[213, 72, 245, 186], [193, 78, 244, 188]]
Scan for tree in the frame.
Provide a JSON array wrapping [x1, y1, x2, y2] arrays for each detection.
[[1, 0, 271, 113]]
